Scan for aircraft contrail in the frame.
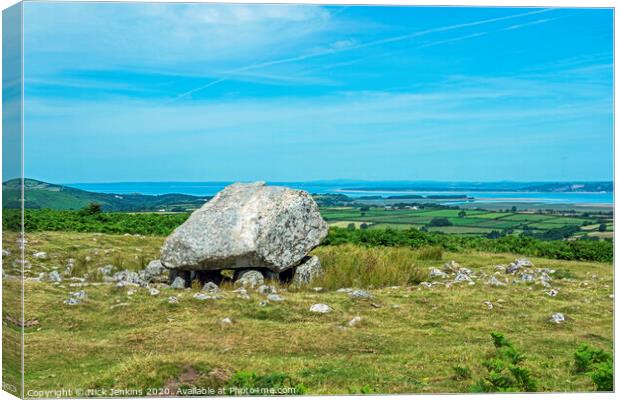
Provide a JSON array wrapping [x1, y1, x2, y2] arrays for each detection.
[[171, 8, 553, 101]]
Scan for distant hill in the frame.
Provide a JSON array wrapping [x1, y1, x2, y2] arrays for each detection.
[[2, 178, 210, 211], [342, 181, 613, 193], [521, 182, 613, 193]]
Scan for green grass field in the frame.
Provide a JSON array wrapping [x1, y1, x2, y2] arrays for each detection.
[[2, 231, 613, 395], [321, 206, 613, 239]]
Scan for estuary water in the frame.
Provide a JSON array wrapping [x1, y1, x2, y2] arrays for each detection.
[[67, 181, 613, 206]]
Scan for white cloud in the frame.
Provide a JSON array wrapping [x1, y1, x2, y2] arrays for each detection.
[[24, 3, 338, 77]]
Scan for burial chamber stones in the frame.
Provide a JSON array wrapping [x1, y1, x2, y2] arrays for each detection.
[[160, 182, 328, 283]]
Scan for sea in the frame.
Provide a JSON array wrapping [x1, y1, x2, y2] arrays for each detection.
[[66, 181, 614, 206]]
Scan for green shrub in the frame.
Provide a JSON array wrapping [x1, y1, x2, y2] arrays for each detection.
[[573, 344, 613, 391], [452, 365, 472, 381], [470, 332, 537, 393], [348, 384, 373, 394], [7, 208, 190, 236], [587, 360, 613, 391], [428, 217, 453, 227]]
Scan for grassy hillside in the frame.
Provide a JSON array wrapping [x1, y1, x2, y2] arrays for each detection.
[[2, 179, 209, 211], [2, 231, 613, 395]]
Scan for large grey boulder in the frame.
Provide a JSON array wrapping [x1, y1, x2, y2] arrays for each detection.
[[161, 182, 328, 273]]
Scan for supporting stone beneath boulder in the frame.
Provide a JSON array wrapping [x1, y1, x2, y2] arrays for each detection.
[[168, 270, 192, 288], [234, 269, 265, 288], [292, 256, 323, 285]]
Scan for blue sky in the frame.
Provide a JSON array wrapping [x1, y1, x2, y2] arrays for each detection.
[[21, 3, 613, 183]]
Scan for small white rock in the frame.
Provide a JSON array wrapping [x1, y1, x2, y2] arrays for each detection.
[[348, 316, 362, 327], [429, 268, 447, 279], [71, 290, 87, 299], [267, 293, 284, 302], [257, 284, 276, 295], [546, 289, 559, 297], [64, 298, 80, 306], [309, 303, 332, 313], [193, 293, 212, 301], [487, 276, 506, 287], [550, 312, 566, 324], [149, 288, 160, 296]]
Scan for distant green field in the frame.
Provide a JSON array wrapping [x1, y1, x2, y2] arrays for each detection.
[[321, 206, 612, 239]]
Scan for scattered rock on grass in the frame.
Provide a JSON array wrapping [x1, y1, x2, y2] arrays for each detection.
[[98, 265, 114, 276], [234, 287, 251, 300], [267, 293, 284, 302], [220, 317, 233, 325], [310, 303, 332, 313], [520, 273, 534, 282], [507, 258, 533, 274], [149, 288, 160, 296], [454, 271, 473, 284], [349, 289, 372, 299], [429, 268, 447, 279], [348, 316, 362, 327], [33, 251, 47, 259], [193, 293, 211, 301], [71, 290, 87, 299], [168, 296, 179, 304], [550, 313, 566, 324], [113, 270, 146, 286], [442, 260, 460, 273], [546, 289, 559, 297], [48, 271, 62, 282], [483, 301, 493, 310], [487, 276, 506, 287], [257, 284, 276, 295], [64, 298, 80, 306]]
